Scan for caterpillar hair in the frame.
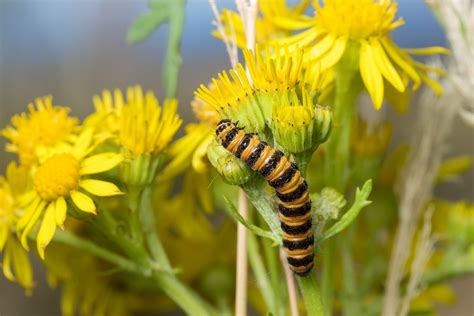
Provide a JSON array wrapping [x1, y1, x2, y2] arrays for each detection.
[[216, 119, 314, 276]]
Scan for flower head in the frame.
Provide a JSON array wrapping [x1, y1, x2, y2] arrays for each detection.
[[17, 128, 123, 258], [195, 45, 333, 133], [2, 96, 78, 166], [273, 0, 449, 109], [0, 162, 34, 292], [118, 86, 182, 156], [272, 90, 332, 153]]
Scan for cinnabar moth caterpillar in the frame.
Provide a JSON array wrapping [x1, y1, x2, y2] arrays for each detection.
[[216, 119, 314, 276]]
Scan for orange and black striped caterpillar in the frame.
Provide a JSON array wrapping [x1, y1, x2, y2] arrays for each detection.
[[216, 119, 314, 276]]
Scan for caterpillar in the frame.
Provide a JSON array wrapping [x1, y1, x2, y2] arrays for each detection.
[[216, 119, 314, 276]]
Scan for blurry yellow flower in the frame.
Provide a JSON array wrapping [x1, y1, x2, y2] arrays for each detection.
[[1, 96, 78, 166], [351, 119, 392, 157], [410, 284, 455, 313], [118, 86, 182, 156], [83, 89, 125, 134], [161, 124, 214, 180], [213, 0, 311, 47], [191, 84, 221, 126], [436, 156, 472, 184], [0, 162, 34, 293], [17, 128, 123, 258], [45, 245, 132, 316], [273, 0, 449, 109]]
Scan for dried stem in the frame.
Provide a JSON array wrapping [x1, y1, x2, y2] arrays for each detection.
[[399, 207, 435, 316], [235, 189, 249, 316], [209, 0, 238, 67], [280, 249, 300, 316], [382, 2, 472, 314]]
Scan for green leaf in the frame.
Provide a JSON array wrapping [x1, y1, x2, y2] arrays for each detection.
[[223, 197, 281, 245], [126, 10, 168, 44], [323, 179, 372, 240]]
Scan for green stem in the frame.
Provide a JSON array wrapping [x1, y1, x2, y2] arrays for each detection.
[[298, 272, 324, 316], [163, 0, 185, 98], [322, 46, 362, 314], [248, 231, 276, 314], [259, 216, 284, 316], [321, 239, 335, 316], [52, 230, 143, 275], [152, 272, 219, 316], [340, 226, 361, 316], [139, 185, 172, 270]]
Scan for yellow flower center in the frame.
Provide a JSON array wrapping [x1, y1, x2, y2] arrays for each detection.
[[34, 154, 80, 201], [315, 0, 404, 40]]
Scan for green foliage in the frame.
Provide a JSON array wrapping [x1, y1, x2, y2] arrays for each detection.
[[313, 187, 347, 221], [223, 196, 281, 245], [323, 179, 373, 241], [126, 0, 186, 98]]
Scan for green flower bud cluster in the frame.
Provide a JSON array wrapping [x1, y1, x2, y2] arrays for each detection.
[[207, 138, 254, 185]]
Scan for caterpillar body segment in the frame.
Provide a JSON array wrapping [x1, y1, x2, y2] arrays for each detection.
[[216, 119, 314, 276]]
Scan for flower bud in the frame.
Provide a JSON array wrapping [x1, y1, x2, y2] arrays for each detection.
[[120, 153, 165, 187], [272, 90, 332, 153], [312, 187, 346, 221], [207, 138, 253, 185]]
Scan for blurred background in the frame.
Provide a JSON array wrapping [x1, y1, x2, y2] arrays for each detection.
[[0, 0, 472, 315]]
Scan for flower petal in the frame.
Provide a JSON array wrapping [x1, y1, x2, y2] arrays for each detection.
[[70, 191, 96, 214], [36, 202, 57, 259], [80, 179, 122, 197], [3, 244, 14, 281], [307, 34, 335, 61], [11, 239, 34, 291], [370, 38, 405, 92], [55, 197, 67, 228], [16, 196, 41, 231], [317, 36, 347, 70], [20, 201, 46, 250], [80, 153, 123, 175], [381, 37, 420, 84], [360, 40, 384, 109], [402, 47, 450, 55], [72, 128, 94, 159]]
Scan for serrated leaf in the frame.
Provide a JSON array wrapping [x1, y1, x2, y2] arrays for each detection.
[[126, 10, 168, 44], [323, 179, 372, 240], [223, 196, 281, 245]]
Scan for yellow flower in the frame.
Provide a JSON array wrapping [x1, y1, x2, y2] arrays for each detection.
[[17, 128, 123, 259], [1, 96, 78, 166], [160, 124, 214, 180], [195, 45, 333, 132], [0, 162, 34, 293], [214, 0, 311, 47], [118, 86, 182, 156], [351, 119, 392, 157], [44, 245, 132, 316], [273, 0, 449, 109]]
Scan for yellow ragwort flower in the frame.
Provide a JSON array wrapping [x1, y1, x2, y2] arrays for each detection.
[[195, 45, 333, 132], [272, 0, 449, 109], [0, 162, 34, 293], [118, 86, 182, 156], [214, 0, 311, 47], [2, 96, 78, 166], [17, 128, 123, 259]]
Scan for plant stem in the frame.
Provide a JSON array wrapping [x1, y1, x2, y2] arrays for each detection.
[[235, 189, 249, 316], [138, 185, 171, 270], [152, 271, 219, 316], [321, 240, 335, 316], [322, 47, 361, 314], [280, 249, 300, 316], [53, 230, 142, 275], [248, 230, 275, 313], [298, 272, 324, 316], [340, 226, 360, 316]]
